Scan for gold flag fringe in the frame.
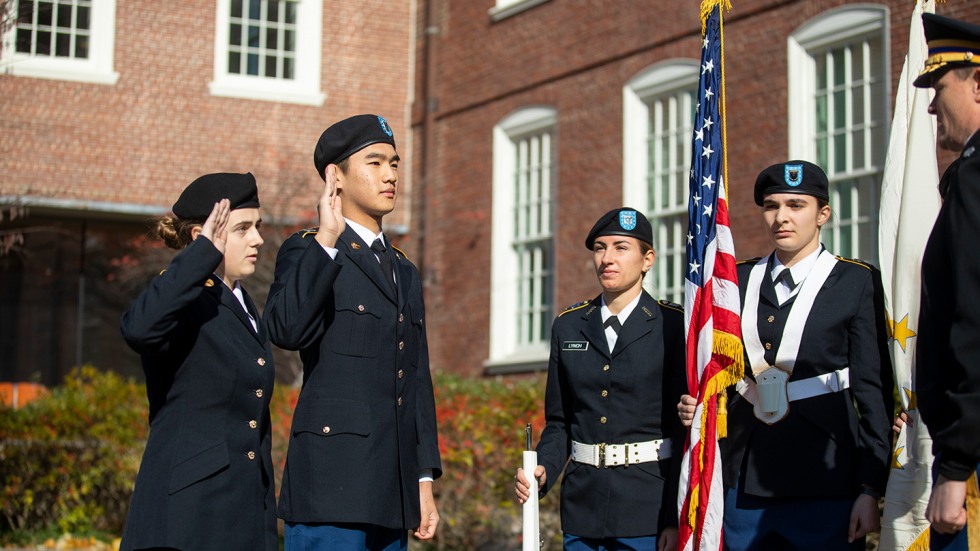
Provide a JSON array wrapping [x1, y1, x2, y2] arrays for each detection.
[[968, 471, 980, 551], [700, 0, 732, 35]]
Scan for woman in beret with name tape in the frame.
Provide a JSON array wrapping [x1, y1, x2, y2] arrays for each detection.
[[678, 160, 893, 550], [514, 207, 686, 551], [119, 172, 277, 551]]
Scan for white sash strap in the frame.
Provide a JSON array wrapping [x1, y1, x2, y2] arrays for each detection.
[[735, 367, 851, 404], [571, 438, 672, 468], [742, 250, 839, 377]]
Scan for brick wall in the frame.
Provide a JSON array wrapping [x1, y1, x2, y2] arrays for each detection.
[[412, 0, 980, 376], [0, 0, 415, 229]]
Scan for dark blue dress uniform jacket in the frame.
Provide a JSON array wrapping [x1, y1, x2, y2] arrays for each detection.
[[721, 256, 893, 498], [264, 226, 442, 529], [536, 291, 686, 538], [918, 131, 980, 482], [119, 237, 277, 551]]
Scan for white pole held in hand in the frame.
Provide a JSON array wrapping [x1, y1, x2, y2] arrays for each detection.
[[522, 423, 540, 551]]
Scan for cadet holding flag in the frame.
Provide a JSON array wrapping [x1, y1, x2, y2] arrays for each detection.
[[913, 13, 980, 549], [679, 161, 893, 550], [514, 208, 686, 551]]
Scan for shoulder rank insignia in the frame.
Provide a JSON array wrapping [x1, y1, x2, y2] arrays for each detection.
[[835, 256, 874, 271], [559, 299, 591, 317], [657, 299, 683, 313], [351, 241, 361, 250], [299, 227, 319, 239], [737, 256, 763, 266], [392, 244, 409, 261]]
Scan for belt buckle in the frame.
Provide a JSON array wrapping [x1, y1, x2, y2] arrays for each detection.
[[598, 443, 606, 468]]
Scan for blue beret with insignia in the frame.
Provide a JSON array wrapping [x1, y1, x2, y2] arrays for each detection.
[[915, 13, 980, 88], [585, 207, 653, 249], [753, 160, 828, 206], [313, 114, 397, 180]]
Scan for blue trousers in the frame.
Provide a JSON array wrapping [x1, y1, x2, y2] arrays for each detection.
[[931, 463, 980, 551], [723, 487, 863, 551], [563, 532, 658, 551], [284, 522, 407, 551]]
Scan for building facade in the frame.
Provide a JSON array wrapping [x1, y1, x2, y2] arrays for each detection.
[[0, 0, 415, 384], [410, 0, 980, 376]]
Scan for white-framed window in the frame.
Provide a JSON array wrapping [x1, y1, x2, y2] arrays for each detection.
[[210, 0, 324, 106], [487, 107, 556, 372], [488, 0, 551, 22], [788, 5, 889, 262], [624, 60, 699, 305], [1, 0, 118, 85]]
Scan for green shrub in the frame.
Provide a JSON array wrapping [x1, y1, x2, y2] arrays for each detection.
[[2, 367, 562, 550], [0, 365, 147, 535]]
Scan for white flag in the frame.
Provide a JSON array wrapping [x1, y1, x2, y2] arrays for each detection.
[[878, 1, 941, 549]]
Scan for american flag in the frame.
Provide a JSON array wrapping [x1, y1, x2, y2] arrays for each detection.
[[677, 2, 744, 550]]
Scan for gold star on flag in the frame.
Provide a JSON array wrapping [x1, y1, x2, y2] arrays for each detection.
[[890, 313, 917, 353], [892, 446, 906, 470], [904, 387, 918, 411]]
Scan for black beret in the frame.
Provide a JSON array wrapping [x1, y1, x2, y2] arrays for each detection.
[[914, 13, 980, 88], [753, 160, 829, 206], [172, 172, 259, 220], [313, 114, 397, 179], [585, 207, 653, 250]]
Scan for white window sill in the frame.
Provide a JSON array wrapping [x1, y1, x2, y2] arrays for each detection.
[[2, 59, 119, 85], [483, 346, 549, 375], [209, 79, 325, 106], [488, 0, 551, 22]]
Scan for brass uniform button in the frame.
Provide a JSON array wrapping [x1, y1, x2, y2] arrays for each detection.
[[600, 416, 607, 424], [764, 342, 772, 350], [255, 389, 263, 398], [322, 426, 330, 434], [601, 390, 608, 398], [397, 396, 403, 406], [399, 313, 404, 323], [397, 369, 404, 379], [398, 341, 405, 351], [246, 451, 256, 460], [767, 315, 775, 323], [257, 357, 266, 367], [248, 420, 257, 429], [358, 305, 365, 312], [602, 364, 610, 372]]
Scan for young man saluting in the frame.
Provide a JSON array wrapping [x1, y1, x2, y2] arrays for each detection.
[[265, 115, 441, 551]]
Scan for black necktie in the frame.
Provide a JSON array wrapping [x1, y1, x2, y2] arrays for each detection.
[[603, 316, 622, 335], [775, 269, 797, 289], [371, 238, 396, 293]]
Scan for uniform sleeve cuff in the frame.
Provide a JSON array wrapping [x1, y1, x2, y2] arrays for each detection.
[[419, 469, 434, 483]]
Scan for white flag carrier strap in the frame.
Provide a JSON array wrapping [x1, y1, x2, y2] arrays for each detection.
[[742, 250, 839, 377], [736, 367, 851, 404]]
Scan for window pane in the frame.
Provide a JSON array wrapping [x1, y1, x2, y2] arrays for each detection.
[[283, 56, 294, 79], [833, 48, 846, 86], [286, 1, 297, 22], [16, 28, 32, 53], [56, 3, 72, 29], [265, 55, 277, 77], [285, 29, 295, 50], [267, 0, 279, 22], [266, 27, 278, 50], [36, 31, 51, 55], [231, 0, 243, 18], [55, 32, 70, 56], [815, 54, 827, 90], [229, 51, 241, 74], [75, 34, 88, 58], [17, 1, 33, 23], [248, 25, 260, 47], [247, 53, 259, 75], [230, 23, 242, 46], [76, 5, 89, 29], [834, 133, 847, 173], [249, 0, 261, 20], [37, 1, 54, 27]]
